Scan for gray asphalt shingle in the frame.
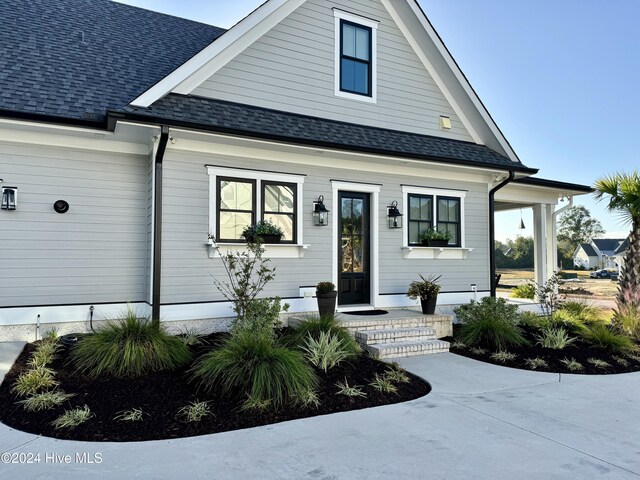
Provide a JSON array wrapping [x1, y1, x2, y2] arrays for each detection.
[[0, 0, 225, 122]]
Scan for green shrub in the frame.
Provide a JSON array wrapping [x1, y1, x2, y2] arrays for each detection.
[[17, 390, 73, 411], [235, 297, 288, 338], [191, 331, 317, 407], [525, 357, 548, 369], [560, 358, 584, 372], [177, 401, 211, 422], [114, 408, 145, 422], [70, 309, 192, 378], [301, 331, 355, 372], [511, 283, 536, 300], [543, 309, 588, 334], [12, 367, 58, 397], [518, 310, 543, 329], [51, 405, 93, 429], [559, 301, 604, 326], [455, 297, 528, 350], [535, 327, 577, 350], [581, 325, 634, 352], [335, 379, 367, 398], [282, 316, 359, 354], [490, 351, 517, 363], [369, 373, 398, 394], [613, 297, 640, 340]]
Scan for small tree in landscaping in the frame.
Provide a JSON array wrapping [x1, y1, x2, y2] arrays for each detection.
[[533, 271, 564, 319], [212, 240, 281, 334]]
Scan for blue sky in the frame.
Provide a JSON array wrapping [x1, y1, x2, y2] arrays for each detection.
[[116, 0, 639, 241]]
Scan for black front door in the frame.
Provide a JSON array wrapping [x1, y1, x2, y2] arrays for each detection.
[[338, 191, 370, 305]]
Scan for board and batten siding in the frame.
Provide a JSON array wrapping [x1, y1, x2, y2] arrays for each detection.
[[191, 0, 473, 142], [0, 141, 150, 307], [160, 149, 490, 306]]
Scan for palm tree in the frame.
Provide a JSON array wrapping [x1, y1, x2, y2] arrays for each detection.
[[593, 171, 640, 305]]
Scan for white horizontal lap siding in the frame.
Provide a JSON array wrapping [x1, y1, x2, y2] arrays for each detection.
[[0, 140, 149, 307], [160, 148, 490, 309], [190, 0, 472, 141]]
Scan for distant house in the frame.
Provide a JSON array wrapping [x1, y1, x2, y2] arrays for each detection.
[[611, 239, 629, 273], [574, 238, 627, 270]]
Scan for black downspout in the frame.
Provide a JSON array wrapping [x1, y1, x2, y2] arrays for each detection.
[[152, 126, 170, 321], [489, 171, 515, 297]]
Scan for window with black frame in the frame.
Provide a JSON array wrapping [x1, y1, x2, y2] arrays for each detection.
[[340, 20, 372, 96], [262, 181, 296, 243], [217, 177, 255, 242], [437, 197, 461, 246], [408, 194, 433, 246]]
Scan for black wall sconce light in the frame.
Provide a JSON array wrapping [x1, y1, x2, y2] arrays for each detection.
[[1, 186, 17, 210], [312, 195, 329, 226], [387, 200, 403, 229]]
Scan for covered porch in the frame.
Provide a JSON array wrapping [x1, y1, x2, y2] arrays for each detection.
[[495, 177, 593, 287]]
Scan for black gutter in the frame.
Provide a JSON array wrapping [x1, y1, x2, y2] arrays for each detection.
[[0, 109, 108, 130], [108, 111, 539, 175], [152, 126, 170, 321], [489, 171, 515, 297]]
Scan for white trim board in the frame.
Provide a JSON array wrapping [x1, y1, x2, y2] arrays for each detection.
[[333, 8, 379, 104], [0, 303, 151, 327], [331, 181, 380, 309], [130, 0, 308, 107]]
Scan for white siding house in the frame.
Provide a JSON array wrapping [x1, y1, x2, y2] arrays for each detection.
[[0, 0, 591, 339]]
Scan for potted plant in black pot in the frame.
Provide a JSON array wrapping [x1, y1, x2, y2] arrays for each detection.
[[316, 281, 337, 317], [242, 220, 284, 244], [419, 228, 452, 247], [407, 274, 442, 314]]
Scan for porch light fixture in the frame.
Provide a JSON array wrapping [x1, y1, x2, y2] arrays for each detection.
[[518, 208, 526, 230], [312, 195, 329, 226], [1, 186, 17, 210], [387, 200, 403, 229]]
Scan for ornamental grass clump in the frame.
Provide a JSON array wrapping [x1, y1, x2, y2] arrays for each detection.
[[535, 327, 577, 350], [301, 331, 355, 372], [191, 330, 317, 408], [70, 308, 192, 378], [455, 297, 528, 350], [581, 324, 635, 352], [51, 405, 93, 430], [282, 315, 359, 354], [17, 390, 74, 412], [12, 367, 58, 397], [511, 283, 536, 300]]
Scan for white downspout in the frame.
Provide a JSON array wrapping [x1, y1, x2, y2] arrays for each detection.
[[552, 196, 573, 270]]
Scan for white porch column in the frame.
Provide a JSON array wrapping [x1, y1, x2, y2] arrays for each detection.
[[533, 204, 549, 286], [545, 204, 555, 274]]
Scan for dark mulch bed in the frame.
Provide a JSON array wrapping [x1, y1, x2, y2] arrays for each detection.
[[0, 333, 430, 442], [445, 324, 640, 375]]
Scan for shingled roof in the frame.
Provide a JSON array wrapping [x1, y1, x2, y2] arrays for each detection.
[[1, 0, 535, 172], [116, 94, 535, 172], [0, 0, 225, 123]]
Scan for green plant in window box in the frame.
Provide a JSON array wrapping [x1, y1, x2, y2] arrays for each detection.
[[419, 228, 452, 247], [242, 220, 284, 244]]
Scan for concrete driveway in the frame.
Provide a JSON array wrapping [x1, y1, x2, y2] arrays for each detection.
[[0, 343, 638, 479]]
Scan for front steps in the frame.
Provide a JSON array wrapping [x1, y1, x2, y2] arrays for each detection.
[[338, 311, 451, 360]]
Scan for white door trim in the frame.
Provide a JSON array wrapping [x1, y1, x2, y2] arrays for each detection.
[[331, 181, 380, 308]]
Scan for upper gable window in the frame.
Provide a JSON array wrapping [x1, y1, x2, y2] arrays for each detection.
[[334, 9, 378, 103]]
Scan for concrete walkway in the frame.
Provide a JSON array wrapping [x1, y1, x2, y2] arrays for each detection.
[[0, 345, 639, 479]]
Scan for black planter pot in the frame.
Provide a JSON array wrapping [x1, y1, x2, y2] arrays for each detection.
[[420, 296, 437, 314], [421, 239, 449, 247], [317, 291, 338, 317]]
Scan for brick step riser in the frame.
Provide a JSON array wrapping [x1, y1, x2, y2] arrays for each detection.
[[356, 334, 437, 345], [345, 321, 441, 332], [376, 347, 449, 360]]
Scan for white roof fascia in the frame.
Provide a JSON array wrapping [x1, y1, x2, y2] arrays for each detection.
[[130, 0, 307, 107], [396, 0, 521, 163]]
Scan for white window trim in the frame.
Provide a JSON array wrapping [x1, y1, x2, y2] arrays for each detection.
[[207, 166, 307, 258], [333, 9, 378, 104], [401, 185, 472, 259], [331, 180, 380, 308]]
